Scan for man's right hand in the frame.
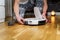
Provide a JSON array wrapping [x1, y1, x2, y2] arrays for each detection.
[[16, 17, 24, 24]]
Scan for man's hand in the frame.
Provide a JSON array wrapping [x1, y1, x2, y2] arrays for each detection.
[[42, 13, 48, 23], [16, 17, 24, 24], [14, 0, 25, 24]]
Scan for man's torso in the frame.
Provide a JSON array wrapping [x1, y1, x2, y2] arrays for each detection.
[[19, 0, 43, 10]]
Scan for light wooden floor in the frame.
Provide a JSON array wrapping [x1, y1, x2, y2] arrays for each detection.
[[0, 16, 60, 40]]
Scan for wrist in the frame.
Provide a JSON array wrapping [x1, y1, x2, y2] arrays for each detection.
[[16, 15, 19, 18], [42, 11, 46, 15]]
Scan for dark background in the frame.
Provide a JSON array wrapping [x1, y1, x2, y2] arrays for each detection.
[[47, 0, 60, 12]]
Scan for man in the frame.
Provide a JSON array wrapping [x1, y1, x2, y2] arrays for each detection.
[[14, 0, 48, 24]]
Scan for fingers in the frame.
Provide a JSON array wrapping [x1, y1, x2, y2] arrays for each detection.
[[42, 14, 47, 19], [19, 17, 25, 21], [42, 14, 48, 23], [19, 18, 25, 24], [19, 20, 24, 24], [20, 18, 25, 24]]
